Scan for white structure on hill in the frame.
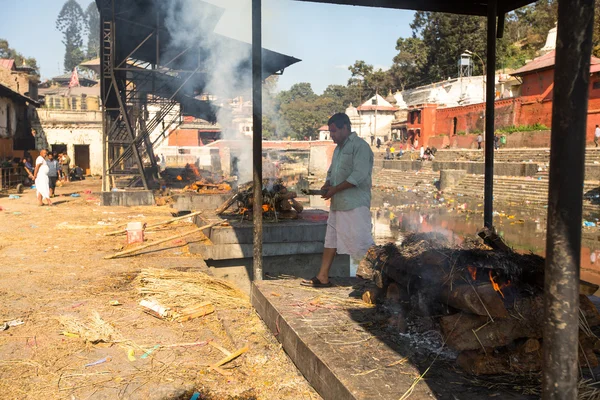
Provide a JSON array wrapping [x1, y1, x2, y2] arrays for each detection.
[[356, 93, 398, 142]]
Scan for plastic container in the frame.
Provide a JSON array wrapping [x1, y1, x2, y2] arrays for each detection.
[[126, 222, 144, 244]]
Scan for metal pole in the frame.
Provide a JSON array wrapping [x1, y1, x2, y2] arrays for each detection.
[[252, 0, 263, 281], [542, 0, 594, 398], [483, 0, 496, 228]]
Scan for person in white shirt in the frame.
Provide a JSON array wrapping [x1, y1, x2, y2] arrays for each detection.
[[595, 124, 600, 147], [33, 149, 53, 206]]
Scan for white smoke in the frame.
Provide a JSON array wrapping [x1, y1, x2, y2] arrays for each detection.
[[160, 0, 268, 183]]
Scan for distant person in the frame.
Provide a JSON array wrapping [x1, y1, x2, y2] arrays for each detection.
[[477, 134, 483, 150], [390, 145, 395, 159], [70, 165, 85, 181], [33, 149, 52, 206], [385, 144, 391, 160], [370, 135, 375, 146], [302, 112, 374, 287], [414, 138, 419, 150], [160, 154, 167, 172], [60, 152, 71, 182], [376, 137, 381, 149], [420, 146, 425, 160], [22, 158, 34, 183], [47, 153, 60, 197], [494, 134, 500, 150], [595, 124, 600, 147], [397, 143, 404, 158]]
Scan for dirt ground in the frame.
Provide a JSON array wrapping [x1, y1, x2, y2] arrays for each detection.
[[0, 178, 320, 400]]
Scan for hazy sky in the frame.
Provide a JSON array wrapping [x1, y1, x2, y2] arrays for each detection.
[[0, 0, 414, 93]]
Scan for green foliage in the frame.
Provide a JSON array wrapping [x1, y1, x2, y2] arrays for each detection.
[[496, 123, 549, 134], [85, 2, 100, 59], [456, 131, 467, 136], [56, 0, 87, 72], [0, 39, 39, 74]]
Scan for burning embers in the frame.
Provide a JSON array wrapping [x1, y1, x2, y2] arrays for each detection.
[[216, 179, 304, 220], [177, 163, 232, 194], [358, 232, 600, 376]]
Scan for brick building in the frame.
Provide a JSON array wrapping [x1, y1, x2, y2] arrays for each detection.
[[411, 51, 600, 148]]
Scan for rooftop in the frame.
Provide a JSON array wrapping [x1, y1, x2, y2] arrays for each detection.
[[511, 50, 600, 76]]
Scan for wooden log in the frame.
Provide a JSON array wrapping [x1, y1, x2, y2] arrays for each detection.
[[290, 198, 304, 213], [215, 193, 240, 215], [175, 302, 215, 322], [209, 344, 249, 371], [440, 296, 544, 351], [477, 226, 512, 252], [580, 294, 600, 326], [580, 280, 599, 295], [104, 210, 203, 236], [104, 221, 221, 259], [440, 283, 509, 319]]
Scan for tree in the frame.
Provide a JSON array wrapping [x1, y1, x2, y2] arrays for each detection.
[[0, 39, 39, 73], [85, 2, 100, 59], [56, 0, 87, 72], [276, 82, 317, 106]]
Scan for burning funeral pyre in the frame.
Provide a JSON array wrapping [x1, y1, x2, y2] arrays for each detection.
[[177, 163, 232, 194], [358, 232, 600, 376], [216, 179, 304, 220]]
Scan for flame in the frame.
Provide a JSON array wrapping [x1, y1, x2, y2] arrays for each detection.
[[262, 204, 270, 212], [176, 175, 183, 181], [467, 266, 477, 280], [239, 207, 248, 215], [489, 270, 508, 299]]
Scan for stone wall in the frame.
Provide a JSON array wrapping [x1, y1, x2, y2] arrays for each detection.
[[433, 161, 540, 176], [36, 109, 103, 175]]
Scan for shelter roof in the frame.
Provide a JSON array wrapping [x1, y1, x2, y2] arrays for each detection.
[[318, 125, 329, 131], [292, 0, 535, 16], [512, 50, 600, 76], [0, 59, 16, 71], [0, 83, 40, 107], [95, 0, 300, 80]]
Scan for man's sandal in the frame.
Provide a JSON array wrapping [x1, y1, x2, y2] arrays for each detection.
[[301, 277, 333, 288]]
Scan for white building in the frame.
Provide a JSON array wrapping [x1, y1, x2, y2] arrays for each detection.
[[356, 93, 399, 143]]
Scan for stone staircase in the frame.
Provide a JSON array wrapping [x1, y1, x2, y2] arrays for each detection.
[[425, 147, 600, 165], [445, 174, 599, 213], [372, 168, 439, 189]]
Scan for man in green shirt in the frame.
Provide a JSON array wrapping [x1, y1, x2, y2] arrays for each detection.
[[302, 113, 374, 287]]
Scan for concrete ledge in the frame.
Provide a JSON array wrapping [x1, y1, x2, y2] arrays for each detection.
[[440, 169, 466, 191], [172, 193, 231, 212], [381, 160, 422, 171], [202, 219, 328, 245], [433, 161, 539, 177], [208, 254, 350, 293], [252, 281, 355, 400], [189, 241, 326, 259], [101, 190, 155, 206]]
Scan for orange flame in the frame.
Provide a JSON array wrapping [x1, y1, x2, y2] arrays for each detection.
[[262, 204, 271, 212], [489, 270, 507, 299], [176, 175, 183, 181], [467, 266, 477, 281]]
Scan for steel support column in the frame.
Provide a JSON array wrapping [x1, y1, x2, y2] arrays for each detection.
[[252, 0, 263, 281], [483, 0, 497, 228], [542, 0, 595, 398]]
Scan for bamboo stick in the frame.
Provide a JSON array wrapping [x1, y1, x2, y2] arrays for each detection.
[[209, 344, 249, 370], [104, 221, 220, 259], [104, 211, 204, 236]]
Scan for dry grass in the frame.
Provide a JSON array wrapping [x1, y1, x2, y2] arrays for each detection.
[[135, 268, 250, 309], [580, 379, 600, 400], [57, 311, 124, 344]]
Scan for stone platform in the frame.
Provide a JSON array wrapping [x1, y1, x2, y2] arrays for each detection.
[[101, 190, 155, 206], [172, 192, 231, 212], [252, 279, 534, 400], [190, 210, 349, 293]]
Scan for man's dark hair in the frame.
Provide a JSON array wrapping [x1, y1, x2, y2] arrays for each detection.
[[328, 113, 351, 130]]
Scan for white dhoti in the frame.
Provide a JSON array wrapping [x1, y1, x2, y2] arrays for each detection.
[[324, 206, 374, 259], [35, 164, 51, 200]]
